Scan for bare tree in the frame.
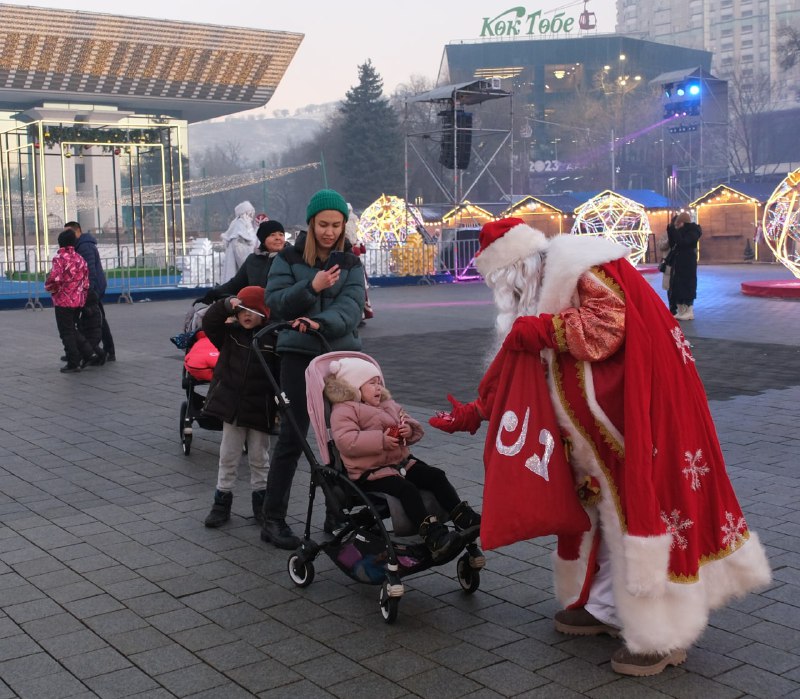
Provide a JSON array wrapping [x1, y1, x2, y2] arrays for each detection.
[[727, 70, 780, 181]]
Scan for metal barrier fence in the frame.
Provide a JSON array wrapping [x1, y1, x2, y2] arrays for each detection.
[[2, 239, 484, 308]]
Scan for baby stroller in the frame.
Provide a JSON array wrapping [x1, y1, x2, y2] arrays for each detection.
[[252, 324, 485, 623], [171, 300, 222, 455]]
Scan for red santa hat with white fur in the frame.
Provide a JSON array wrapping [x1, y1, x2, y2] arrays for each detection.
[[474, 217, 549, 278]]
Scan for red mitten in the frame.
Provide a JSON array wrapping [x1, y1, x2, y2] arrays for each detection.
[[502, 314, 555, 353], [429, 394, 483, 435]]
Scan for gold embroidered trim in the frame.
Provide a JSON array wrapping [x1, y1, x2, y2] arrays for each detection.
[[667, 530, 752, 584], [550, 355, 627, 532], [552, 314, 569, 353], [576, 362, 625, 458], [592, 266, 626, 302]]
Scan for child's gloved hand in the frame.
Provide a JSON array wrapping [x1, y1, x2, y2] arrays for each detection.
[[429, 394, 482, 435]]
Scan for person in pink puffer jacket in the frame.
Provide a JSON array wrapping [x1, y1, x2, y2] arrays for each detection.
[[45, 229, 98, 373], [324, 356, 481, 561]]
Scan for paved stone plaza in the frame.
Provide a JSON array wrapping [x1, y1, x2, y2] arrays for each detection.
[[0, 264, 798, 698]]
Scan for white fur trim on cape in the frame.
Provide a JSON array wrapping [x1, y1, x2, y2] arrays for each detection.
[[474, 223, 548, 278], [623, 533, 671, 598], [544, 350, 772, 654], [537, 235, 628, 315]]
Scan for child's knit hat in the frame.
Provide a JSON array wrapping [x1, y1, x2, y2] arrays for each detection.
[[235, 286, 268, 318], [329, 357, 380, 391]]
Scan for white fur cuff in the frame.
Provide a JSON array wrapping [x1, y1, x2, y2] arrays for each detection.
[[623, 533, 671, 598]]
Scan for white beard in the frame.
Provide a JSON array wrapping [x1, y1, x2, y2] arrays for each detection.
[[485, 253, 545, 361]]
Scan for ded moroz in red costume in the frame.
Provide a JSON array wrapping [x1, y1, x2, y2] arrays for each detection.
[[431, 218, 771, 661]]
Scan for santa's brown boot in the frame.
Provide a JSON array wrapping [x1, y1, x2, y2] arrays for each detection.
[[554, 607, 620, 637], [610, 647, 687, 676]]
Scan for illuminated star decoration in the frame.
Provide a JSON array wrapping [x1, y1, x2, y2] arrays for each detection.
[[570, 190, 651, 265], [763, 169, 800, 279], [359, 194, 424, 246]]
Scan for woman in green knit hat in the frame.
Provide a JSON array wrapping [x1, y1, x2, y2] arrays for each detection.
[[260, 189, 366, 549]]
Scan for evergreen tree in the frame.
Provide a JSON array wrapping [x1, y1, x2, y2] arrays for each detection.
[[335, 60, 403, 209]]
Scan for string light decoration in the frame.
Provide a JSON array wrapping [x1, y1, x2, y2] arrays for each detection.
[[33, 162, 320, 216], [358, 194, 424, 246], [763, 169, 800, 279], [570, 190, 650, 265], [390, 232, 437, 276]]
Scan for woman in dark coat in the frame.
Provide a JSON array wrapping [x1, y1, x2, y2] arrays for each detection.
[[668, 211, 702, 320]]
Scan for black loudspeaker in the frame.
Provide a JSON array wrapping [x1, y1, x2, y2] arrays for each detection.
[[439, 110, 473, 170]]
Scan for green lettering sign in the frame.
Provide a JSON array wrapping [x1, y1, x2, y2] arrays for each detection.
[[480, 6, 578, 37]]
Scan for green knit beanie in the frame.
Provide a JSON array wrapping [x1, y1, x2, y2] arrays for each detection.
[[306, 189, 349, 223]]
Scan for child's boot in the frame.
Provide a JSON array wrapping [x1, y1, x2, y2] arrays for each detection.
[[419, 515, 463, 561], [251, 490, 266, 525], [204, 490, 233, 528], [450, 501, 481, 532]]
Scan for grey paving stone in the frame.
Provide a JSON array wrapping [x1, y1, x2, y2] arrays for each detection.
[[7, 670, 90, 699], [85, 666, 160, 699], [0, 633, 43, 662], [718, 664, 800, 698], [106, 627, 173, 656], [328, 672, 408, 699], [38, 628, 109, 659], [130, 643, 201, 675], [224, 657, 303, 694], [65, 593, 127, 619], [154, 663, 228, 696], [148, 608, 210, 636], [4, 597, 64, 623], [169, 623, 239, 652], [400, 666, 482, 699], [61, 645, 132, 679]]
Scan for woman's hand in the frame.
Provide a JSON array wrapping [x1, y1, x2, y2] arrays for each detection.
[[291, 317, 319, 333], [312, 266, 340, 293]]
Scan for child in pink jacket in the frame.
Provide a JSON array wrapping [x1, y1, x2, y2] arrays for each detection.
[[45, 229, 98, 373], [324, 356, 480, 561]]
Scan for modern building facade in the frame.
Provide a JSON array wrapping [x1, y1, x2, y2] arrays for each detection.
[[0, 4, 302, 265], [438, 35, 712, 195], [616, 0, 800, 106]]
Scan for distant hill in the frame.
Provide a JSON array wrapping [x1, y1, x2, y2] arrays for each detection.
[[188, 115, 325, 162]]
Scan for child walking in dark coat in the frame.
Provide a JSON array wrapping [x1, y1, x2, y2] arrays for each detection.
[[201, 286, 278, 528]]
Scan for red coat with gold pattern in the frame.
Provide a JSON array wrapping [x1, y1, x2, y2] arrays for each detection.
[[477, 235, 771, 654]]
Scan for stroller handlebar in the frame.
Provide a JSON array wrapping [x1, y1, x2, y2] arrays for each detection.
[[252, 321, 332, 354]]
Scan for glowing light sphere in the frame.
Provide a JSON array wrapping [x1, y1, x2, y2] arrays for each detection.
[[570, 190, 651, 265], [763, 169, 800, 279], [359, 194, 424, 246]]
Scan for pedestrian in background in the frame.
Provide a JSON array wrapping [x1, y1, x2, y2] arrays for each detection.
[[668, 211, 702, 321], [67, 221, 116, 362], [45, 229, 98, 373]]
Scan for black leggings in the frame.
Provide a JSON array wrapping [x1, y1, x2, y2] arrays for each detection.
[[359, 459, 460, 531]]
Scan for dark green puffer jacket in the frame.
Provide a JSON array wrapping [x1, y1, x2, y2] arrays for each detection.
[[266, 232, 365, 356]]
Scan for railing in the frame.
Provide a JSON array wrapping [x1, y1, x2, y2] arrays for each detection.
[[2, 240, 488, 308]]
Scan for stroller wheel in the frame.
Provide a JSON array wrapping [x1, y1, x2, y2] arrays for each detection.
[[379, 580, 400, 624], [179, 401, 192, 456], [457, 553, 481, 594], [288, 554, 315, 587]]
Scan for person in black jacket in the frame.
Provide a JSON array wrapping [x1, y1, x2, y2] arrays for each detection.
[[200, 220, 286, 305], [201, 286, 278, 528], [67, 221, 116, 362], [667, 212, 702, 321]]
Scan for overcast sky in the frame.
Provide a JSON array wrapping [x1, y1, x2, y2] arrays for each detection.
[[4, 0, 616, 115]]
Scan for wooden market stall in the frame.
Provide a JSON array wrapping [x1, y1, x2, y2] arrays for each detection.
[[689, 184, 774, 263]]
